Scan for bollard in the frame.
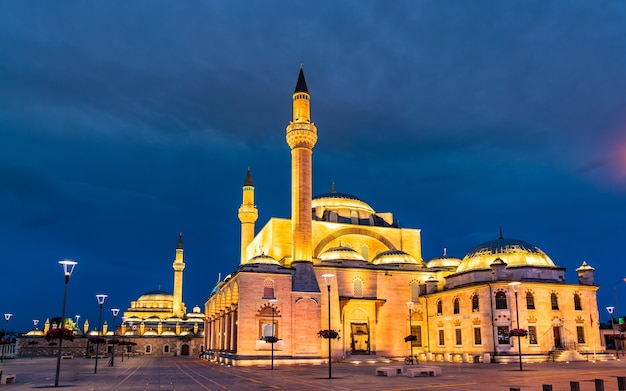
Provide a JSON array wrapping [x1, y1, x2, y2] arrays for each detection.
[[543, 385, 553, 391], [618, 376, 626, 391], [570, 381, 580, 391], [595, 379, 604, 391]]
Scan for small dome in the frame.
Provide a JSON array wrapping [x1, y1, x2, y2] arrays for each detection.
[[372, 250, 419, 265], [247, 254, 280, 265], [427, 255, 462, 269], [456, 237, 556, 273], [192, 305, 201, 313], [319, 246, 366, 262]]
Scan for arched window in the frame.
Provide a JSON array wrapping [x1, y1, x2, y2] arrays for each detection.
[[526, 292, 535, 310], [495, 291, 508, 309], [453, 298, 460, 314], [472, 294, 479, 312], [551, 293, 559, 310], [437, 300, 443, 316], [410, 282, 420, 303], [263, 279, 275, 299], [574, 294, 582, 311], [353, 278, 363, 298]]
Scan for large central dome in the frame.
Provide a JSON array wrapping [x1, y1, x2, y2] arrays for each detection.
[[456, 237, 556, 273], [312, 192, 375, 214]]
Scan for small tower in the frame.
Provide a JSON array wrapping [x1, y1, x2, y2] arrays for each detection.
[[238, 168, 258, 264], [576, 261, 595, 285], [172, 232, 186, 317]]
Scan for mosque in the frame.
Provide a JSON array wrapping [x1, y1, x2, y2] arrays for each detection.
[[204, 68, 604, 366]]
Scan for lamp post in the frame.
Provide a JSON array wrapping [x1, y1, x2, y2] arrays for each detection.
[[128, 321, 134, 359], [2, 313, 12, 363], [75, 315, 80, 332], [110, 308, 119, 366], [120, 316, 126, 362], [607, 306, 618, 358], [33, 319, 39, 330], [406, 302, 414, 364], [322, 273, 335, 380], [55, 259, 77, 387], [509, 282, 523, 371], [94, 294, 108, 374]]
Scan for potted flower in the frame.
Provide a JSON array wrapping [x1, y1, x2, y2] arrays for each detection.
[[404, 335, 418, 342], [608, 334, 626, 340], [88, 336, 106, 344], [508, 329, 528, 337], [107, 338, 120, 345], [45, 327, 74, 342], [264, 336, 279, 344], [317, 329, 340, 339]]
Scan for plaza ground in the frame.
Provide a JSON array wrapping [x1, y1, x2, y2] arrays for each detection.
[[0, 355, 626, 390]]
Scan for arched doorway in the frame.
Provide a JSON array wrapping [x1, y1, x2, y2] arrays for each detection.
[[181, 344, 190, 356]]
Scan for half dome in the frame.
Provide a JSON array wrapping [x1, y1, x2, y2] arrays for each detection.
[[456, 237, 556, 273], [319, 245, 366, 262], [372, 250, 419, 265], [427, 255, 462, 269], [247, 254, 280, 265]]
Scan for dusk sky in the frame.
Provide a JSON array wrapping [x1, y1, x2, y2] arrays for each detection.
[[1, 2, 626, 332]]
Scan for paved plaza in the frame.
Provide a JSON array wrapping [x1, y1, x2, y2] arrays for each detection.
[[0, 356, 626, 390]]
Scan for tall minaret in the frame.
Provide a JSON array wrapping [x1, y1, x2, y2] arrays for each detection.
[[172, 232, 186, 317], [238, 167, 258, 264], [286, 66, 317, 265]]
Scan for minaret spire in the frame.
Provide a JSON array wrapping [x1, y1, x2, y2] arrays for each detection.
[[238, 167, 258, 264]]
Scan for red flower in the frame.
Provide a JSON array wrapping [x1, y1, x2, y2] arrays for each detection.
[[508, 329, 528, 337], [45, 328, 74, 342], [317, 329, 340, 339]]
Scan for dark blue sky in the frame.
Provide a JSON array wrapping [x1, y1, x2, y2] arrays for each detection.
[[1, 2, 625, 332]]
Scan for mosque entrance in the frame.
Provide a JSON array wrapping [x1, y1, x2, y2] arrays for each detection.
[[350, 323, 370, 354], [552, 327, 562, 348]]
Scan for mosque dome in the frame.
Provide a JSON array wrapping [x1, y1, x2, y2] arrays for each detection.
[[319, 245, 366, 262], [456, 237, 556, 273], [372, 250, 419, 265], [312, 192, 375, 214], [247, 253, 280, 265], [137, 290, 174, 302]]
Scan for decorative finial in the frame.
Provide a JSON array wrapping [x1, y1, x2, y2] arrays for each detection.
[[499, 227, 503, 239], [443, 247, 447, 257], [177, 232, 183, 249], [300, 63, 303, 69], [331, 180, 336, 193]]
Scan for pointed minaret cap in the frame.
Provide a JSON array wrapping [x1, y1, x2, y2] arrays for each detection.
[[244, 167, 254, 186], [177, 232, 183, 249], [294, 65, 309, 94]]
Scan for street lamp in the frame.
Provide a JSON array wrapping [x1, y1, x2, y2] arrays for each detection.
[[55, 259, 77, 387], [110, 308, 120, 366], [322, 273, 335, 380], [267, 299, 277, 370], [509, 282, 523, 371], [607, 306, 618, 358], [33, 319, 39, 330], [94, 294, 108, 374], [1, 313, 12, 363], [406, 302, 414, 364]]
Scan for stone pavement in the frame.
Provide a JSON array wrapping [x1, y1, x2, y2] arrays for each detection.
[[0, 356, 626, 390]]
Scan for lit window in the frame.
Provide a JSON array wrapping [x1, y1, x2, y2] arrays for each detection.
[[574, 294, 582, 311], [526, 292, 535, 310], [453, 298, 460, 314], [438, 329, 445, 346], [495, 292, 508, 309], [353, 278, 363, 298], [473, 327, 482, 345], [528, 326, 538, 344], [472, 294, 479, 312], [551, 293, 559, 310], [437, 300, 443, 316], [497, 326, 510, 344]]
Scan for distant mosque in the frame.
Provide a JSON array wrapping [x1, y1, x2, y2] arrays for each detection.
[[121, 233, 204, 337], [203, 67, 605, 366]]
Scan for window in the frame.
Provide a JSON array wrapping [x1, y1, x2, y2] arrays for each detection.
[[574, 294, 582, 311], [261, 321, 276, 338], [526, 292, 535, 310], [455, 328, 462, 345], [576, 326, 585, 343], [145, 344, 152, 354], [437, 300, 443, 316], [495, 291, 508, 309], [411, 325, 422, 347], [438, 329, 445, 346], [497, 326, 510, 344], [472, 294, 479, 312], [353, 278, 363, 298], [164, 345, 170, 354], [453, 298, 460, 314], [551, 293, 559, 310], [528, 326, 538, 345], [411, 282, 420, 303], [263, 279, 275, 299], [473, 327, 482, 345]]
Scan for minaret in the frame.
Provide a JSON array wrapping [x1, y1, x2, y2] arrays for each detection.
[[172, 232, 186, 317], [286, 66, 317, 265], [238, 168, 258, 264]]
